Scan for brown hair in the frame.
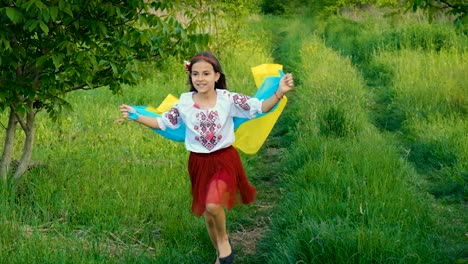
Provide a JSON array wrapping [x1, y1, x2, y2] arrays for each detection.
[[187, 51, 227, 92]]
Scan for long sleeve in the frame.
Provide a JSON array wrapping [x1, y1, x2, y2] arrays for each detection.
[[228, 92, 263, 119], [157, 104, 182, 130]]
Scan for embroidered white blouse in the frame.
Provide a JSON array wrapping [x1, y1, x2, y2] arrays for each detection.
[[157, 89, 263, 153]]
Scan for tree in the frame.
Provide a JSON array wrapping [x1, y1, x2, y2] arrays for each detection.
[[303, 0, 400, 16], [0, 0, 211, 182], [407, 0, 467, 24]]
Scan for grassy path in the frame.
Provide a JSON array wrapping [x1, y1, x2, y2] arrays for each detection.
[[228, 17, 306, 263], [317, 14, 467, 261], [232, 14, 467, 263]]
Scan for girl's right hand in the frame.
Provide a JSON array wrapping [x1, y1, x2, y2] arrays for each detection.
[[119, 104, 136, 120], [278, 73, 294, 95]]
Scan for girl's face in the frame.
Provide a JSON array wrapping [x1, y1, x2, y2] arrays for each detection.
[[190, 60, 220, 94]]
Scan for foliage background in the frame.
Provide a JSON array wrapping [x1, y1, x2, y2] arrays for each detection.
[[1, 0, 467, 263]]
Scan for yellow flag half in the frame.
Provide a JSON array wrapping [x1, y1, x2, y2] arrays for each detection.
[[140, 64, 287, 154], [233, 64, 286, 154]]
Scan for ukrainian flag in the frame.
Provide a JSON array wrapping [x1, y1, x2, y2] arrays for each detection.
[[132, 64, 288, 154]]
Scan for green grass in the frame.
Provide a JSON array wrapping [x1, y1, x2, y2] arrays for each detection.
[[2, 83, 206, 263], [255, 34, 439, 263], [0, 21, 274, 263], [374, 49, 468, 205]]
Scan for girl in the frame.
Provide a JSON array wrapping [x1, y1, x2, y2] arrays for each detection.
[[119, 51, 294, 264]]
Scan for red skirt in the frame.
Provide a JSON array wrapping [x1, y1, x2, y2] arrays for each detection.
[[188, 146, 257, 216]]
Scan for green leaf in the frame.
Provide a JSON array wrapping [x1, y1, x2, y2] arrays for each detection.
[[98, 22, 108, 35], [34, 0, 48, 11], [36, 55, 49, 67], [76, 52, 84, 64], [63, 7, 74, 17], [118, 46, 128, 57], [5, 7, 23, 24], [58, 0, 66, 10], [0, 37, 12, 52], [24, 0, 36, 11], [26, 20, 39, 32], [39, 21, 49, 34], [109, 62, 118, 74], [52, 53, 64, 69], [42, 7, 51, 22], [49, 6, 59, 21]]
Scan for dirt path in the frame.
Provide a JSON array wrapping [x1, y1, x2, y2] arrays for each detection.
[[230, 146, 284, 263], [228, 19, 300, 263]]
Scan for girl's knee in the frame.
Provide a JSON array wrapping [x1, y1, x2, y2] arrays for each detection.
[[205, 203, 222, 216]]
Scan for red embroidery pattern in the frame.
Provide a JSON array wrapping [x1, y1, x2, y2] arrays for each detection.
[[194, 110, 221, 150], [233, 94, 251, 110], [164, 107, 180, 125]]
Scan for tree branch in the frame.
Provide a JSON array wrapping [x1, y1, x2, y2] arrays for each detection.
[[0, 108, 17, 182], [64, 0, 91, 29], [13, 101, 35, 181], [63, 83, 107, 93], [14, 112, 27, 132], [64, 84, 88, 93], [439, 0, 455, 9]]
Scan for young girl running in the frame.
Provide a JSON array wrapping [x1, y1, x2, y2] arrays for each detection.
[[119, 51, 294, 263]]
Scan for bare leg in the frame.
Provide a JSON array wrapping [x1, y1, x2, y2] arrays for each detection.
[[204, 212, 220, 264], [204, 212, 218, 250], [205, 203, 232, 258]]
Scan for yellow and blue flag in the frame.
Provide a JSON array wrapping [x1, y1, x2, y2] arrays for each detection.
[[132, 64, 288, 154]]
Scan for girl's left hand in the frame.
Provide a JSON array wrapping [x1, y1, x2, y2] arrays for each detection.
[[119, 104, 136, 120], [279, 73, 294, 95]]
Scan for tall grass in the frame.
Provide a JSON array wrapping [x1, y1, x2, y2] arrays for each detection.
[[321, 13, 467, 66], [253, 10, 467, 263], [256, 31, 451, 263], [371, 48, 468, 204], [318, 6, 467, 233]]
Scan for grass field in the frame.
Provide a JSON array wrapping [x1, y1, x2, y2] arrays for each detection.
[[1, 8, 467, 264]]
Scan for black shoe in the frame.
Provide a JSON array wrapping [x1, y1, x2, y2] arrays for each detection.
[[218, 239, 234, 264], [219, 252, 234, 264]]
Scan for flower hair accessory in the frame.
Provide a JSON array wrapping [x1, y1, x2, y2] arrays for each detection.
[[184, 60, 191, 73]]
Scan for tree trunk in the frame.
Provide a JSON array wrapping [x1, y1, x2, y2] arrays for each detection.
[[0, 107, 17, 183], [13, 103, 35, 181]]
